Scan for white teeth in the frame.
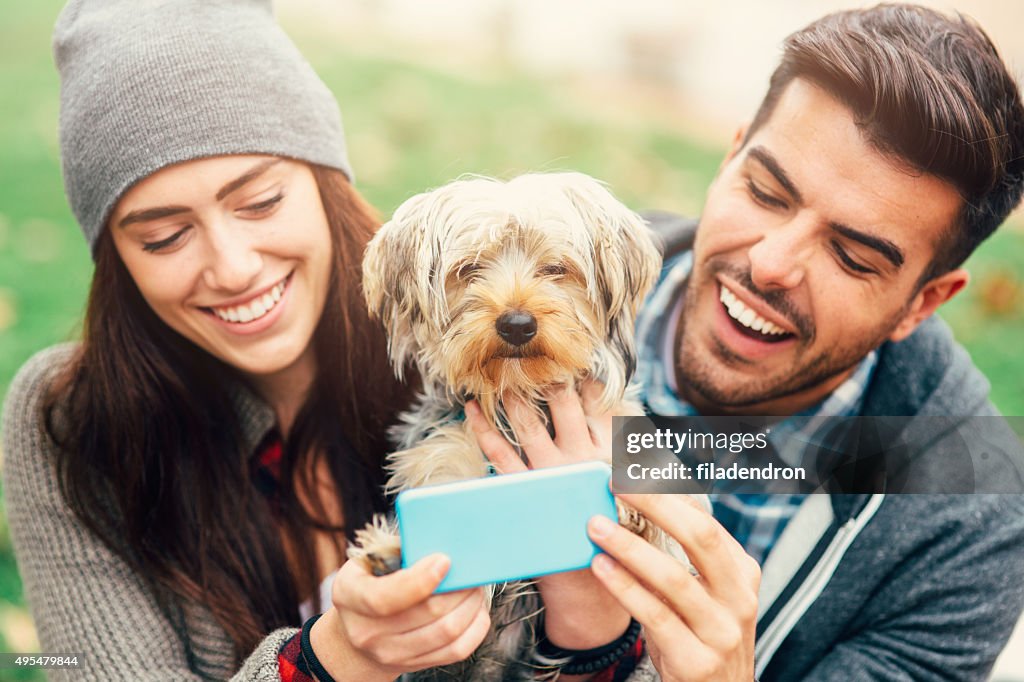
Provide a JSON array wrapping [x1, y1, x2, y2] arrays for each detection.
[[719, 284, 789, 336], [210, 276, 288, 324]]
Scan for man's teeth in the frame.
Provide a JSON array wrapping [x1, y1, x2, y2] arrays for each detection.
[[719, 285, 788, 336], [212, 279, 287, 323]]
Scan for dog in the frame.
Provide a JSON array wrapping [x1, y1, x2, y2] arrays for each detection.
[[349, 172, 694, 681]]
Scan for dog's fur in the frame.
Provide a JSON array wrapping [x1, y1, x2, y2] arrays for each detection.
[[349, 172, 682, 681]]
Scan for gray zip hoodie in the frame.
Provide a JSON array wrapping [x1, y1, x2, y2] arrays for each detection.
[[629, 214, 1024, 681]]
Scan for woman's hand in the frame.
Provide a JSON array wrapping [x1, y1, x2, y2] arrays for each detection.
[[587, 492, 761, 681], [311, 553, 491, 681], [465, 380, 631, 652]]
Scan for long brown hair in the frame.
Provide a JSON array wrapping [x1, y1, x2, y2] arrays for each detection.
[[42, 164, 413, 675]]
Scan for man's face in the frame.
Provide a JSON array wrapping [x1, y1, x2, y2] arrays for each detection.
[[676, 79, 964, 414]]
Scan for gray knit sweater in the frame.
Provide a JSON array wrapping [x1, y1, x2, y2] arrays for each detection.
[[1, 343, 662, 681]]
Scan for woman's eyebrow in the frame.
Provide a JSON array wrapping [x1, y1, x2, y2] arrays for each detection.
[[118, 205, 189, 229], [117, 159, 283, 229]]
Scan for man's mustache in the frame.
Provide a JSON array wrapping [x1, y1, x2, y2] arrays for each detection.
[[708, 261, 815, 341]]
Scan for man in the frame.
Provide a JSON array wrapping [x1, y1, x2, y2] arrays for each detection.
[[619, 4, 1024, 680], [472, 4, 1024, 681]]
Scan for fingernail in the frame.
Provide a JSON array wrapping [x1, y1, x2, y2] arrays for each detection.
[[592, 553, 615, 574], [589, 515, 616, 539], [427, 554, 450, 578]]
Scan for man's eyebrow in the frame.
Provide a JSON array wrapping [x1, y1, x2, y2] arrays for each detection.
[[830, 222, 905, 269], [215, 158, 282, 201], [746, 146, 803, 204], [117, 159, 283, 229]]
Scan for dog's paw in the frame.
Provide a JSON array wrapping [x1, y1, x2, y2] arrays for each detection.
[[347, 514, 403, 576], [616, 498, 662, 545]]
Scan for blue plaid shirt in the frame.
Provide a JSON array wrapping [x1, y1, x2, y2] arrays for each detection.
[[634, 251, 877, 564]]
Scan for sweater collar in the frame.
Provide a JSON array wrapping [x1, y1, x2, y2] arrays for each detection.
[[228, 377, 278, 458]]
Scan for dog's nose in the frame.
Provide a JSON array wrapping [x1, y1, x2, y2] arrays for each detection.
[[495, 310, 537, 346]]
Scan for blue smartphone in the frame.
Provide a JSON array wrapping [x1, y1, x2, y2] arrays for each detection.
[[395, 461, 617, 593]]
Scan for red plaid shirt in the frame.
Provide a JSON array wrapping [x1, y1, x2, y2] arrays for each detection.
[[255, 435, 645, 681]]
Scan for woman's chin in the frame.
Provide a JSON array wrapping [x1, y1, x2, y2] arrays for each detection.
[[208, 337, 314, 381]]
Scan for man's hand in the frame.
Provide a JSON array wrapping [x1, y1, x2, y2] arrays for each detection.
[[587, 492, 761, 681], [465, 380, 631, 651], [465, 380, 611, 473]]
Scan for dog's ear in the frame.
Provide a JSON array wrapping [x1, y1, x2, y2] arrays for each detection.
[[556, 173, 663, 402], [363, 192, 435, 377]]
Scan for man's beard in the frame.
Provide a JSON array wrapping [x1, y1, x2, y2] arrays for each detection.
[[674, 264, 904, 411]]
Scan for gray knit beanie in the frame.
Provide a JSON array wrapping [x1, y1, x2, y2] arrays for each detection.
[[54, 0, 353, 257]]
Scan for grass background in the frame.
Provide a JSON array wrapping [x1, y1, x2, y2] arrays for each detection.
[[0, 2, 1021, 678]]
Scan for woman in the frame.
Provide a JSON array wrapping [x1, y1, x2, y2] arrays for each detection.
[[2, 0, 499, 678], [2, 0, 654, 680]]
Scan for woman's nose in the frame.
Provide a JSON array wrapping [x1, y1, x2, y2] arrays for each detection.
[[201, 224, 263, 292]]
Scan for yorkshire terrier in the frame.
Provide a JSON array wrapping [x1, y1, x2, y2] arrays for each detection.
[[349, 172, 696, 681]]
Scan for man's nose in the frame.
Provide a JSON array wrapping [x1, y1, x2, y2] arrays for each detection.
[[201, 223, 263, 292], [747, 218, 812, 291]]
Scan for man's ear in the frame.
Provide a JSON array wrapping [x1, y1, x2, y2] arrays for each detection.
[[717, 124, 749, 174], [889, 268, 969, 342]]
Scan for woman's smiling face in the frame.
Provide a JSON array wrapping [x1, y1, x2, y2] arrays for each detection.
[[109, 155, 333, 380]]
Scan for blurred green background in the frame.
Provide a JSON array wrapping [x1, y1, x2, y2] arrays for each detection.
[[0, 1, 1021, 679]]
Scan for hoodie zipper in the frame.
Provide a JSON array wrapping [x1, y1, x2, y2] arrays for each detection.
[[753, 494, 885, 677]]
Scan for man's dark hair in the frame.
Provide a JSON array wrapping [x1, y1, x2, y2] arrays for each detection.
[[745, 3, 1024, 281]]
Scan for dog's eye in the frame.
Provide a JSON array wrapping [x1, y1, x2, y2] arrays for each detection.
[[538, 264, 567, 277], [457, 262, 482, 280]]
